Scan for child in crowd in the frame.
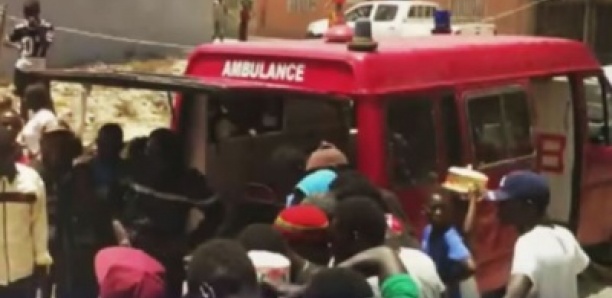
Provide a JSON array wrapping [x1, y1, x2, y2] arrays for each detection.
[[422, 193, 479, 298]]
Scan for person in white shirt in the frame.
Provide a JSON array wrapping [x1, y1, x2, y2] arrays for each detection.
[[486, 170, 590, 298], [20, 83, 56, 159]]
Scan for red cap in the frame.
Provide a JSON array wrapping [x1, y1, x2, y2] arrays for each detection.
[[274, 205, 329, 243], [95, 247, 166, 298]]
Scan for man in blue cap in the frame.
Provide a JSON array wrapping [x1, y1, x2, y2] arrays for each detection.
[[486, 170, 589, 298]]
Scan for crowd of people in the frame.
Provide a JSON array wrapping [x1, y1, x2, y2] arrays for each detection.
[[0, 1, 600, 298]]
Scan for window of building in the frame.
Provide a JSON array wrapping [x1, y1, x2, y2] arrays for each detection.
[[287, 0, 316, 13], [451, 0, 484, 21], [467, 88, 533, 165], [386, 98, 437, 186], [346, 4, 374, 21], [374, 4, 399, 22]]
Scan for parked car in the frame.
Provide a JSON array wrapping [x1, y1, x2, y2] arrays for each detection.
[[306, 0, 495, 39]]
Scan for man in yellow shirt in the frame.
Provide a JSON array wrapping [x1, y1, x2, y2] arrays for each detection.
[[0, 119, 51, 298]]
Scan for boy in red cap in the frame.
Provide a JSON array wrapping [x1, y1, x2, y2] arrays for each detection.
[[274, 205, 330, 265], [95, 247, 166, 298]]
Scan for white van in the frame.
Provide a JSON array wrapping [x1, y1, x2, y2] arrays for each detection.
[[306, 0, 495, 38]]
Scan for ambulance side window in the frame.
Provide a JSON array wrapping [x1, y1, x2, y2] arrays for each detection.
[[467, 88, 533, 165], [583, 76, 612, 144], [386, 98, 437, 186]]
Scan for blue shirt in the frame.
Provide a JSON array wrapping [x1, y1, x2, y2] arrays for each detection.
[[422, 225, 471, 298]]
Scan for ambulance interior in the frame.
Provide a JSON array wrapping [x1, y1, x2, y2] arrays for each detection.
[[180, 91, 354, 196]]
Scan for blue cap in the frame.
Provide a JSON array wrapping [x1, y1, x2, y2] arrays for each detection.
[[486, 171, 550, 205]]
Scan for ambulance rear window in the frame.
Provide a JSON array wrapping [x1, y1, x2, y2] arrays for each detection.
[[467, 88, 533, 165]]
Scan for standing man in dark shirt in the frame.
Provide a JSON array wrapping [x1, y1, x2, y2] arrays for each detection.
[[4, 0, 54, 119], [116, 128, 218, 298]]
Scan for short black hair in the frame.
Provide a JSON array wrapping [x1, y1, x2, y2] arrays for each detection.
[[330, 170, 386, 210], [302, 268, 373, 298], [23, 0, 41, 17], [98, 123, 123, 141], [237, 224, 289, 256], [187, 239, 258, 297], [335, 196, 387, 247], [24, 83, 51, 111]]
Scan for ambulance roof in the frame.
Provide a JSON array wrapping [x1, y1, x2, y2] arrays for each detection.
[[186, 36, 600, 96]]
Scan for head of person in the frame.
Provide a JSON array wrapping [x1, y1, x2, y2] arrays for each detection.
[[274, 205, 330, 265], [96, 123, 123, 161], [23, 0, 41, 21], [24, 83, 51, 113], [95, 247, 165, 298], [238, 224, 290, 256], [329, 170, 384, 206], [330, 196, 386, 264], [305, 142, 348, 172], [0, 96, 12, 111], [127, 137, 148, 162], [290, 169, 337, 206], [0, 109, 23, 139], [301, 268, 373, 298], [41, 121, 79, 172], [301, 194, 336, 220], [486, 170, 550, 228], [425, 193, 454, 229], [187, 239, 259, 298], [0, 125, 18, 167], [146, 128, 183, 173]]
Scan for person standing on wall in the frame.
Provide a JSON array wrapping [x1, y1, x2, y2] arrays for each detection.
[[212, 0, 227, 42], [238, 0, 252, 41], [4, 0, 54, 120]]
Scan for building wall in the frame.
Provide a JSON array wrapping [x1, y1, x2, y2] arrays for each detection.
[[0, 0, 214, 76], [252, 0, 533, 39]]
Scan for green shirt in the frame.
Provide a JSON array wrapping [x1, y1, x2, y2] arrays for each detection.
[[381, 274, 420, 298]]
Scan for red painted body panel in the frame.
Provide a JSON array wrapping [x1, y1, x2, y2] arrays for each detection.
[[176, 36, 608, 292]]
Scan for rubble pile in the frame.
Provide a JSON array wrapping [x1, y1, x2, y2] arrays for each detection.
[[3, 58, 187, 146]]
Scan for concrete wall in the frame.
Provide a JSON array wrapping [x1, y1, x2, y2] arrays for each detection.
[[0, 0, 215, 76]]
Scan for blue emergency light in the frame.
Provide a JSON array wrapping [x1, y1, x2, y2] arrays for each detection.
[[432, 10, 451, 34]]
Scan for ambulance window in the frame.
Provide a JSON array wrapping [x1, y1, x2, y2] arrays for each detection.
[[467, 89, 533, 165], [209, 93, 284, 140], [582, 75, 612, 144], [387, 98, 437, 186], [374, 4, 399, 22]]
